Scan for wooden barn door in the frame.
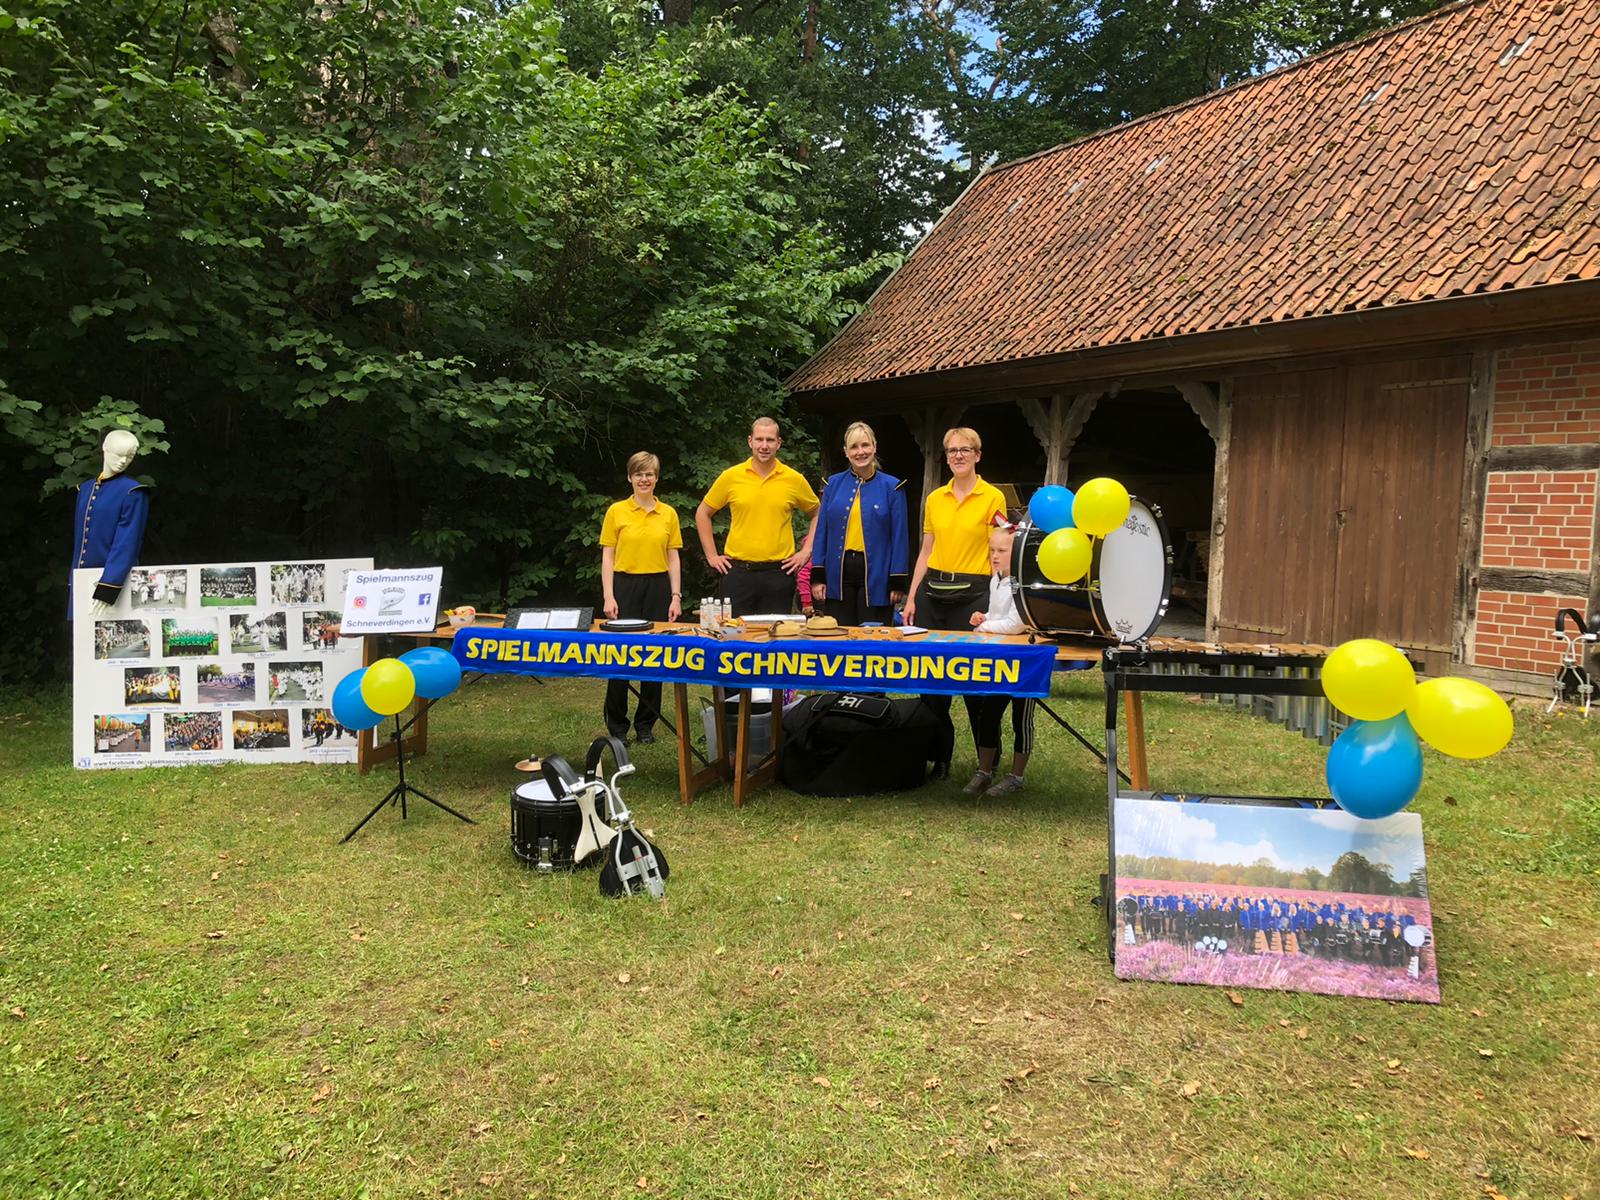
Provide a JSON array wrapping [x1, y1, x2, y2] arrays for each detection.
[[1216, 357, 1470, 672]]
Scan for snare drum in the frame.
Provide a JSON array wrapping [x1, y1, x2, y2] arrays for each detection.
[[1010, 496, 1174, 642], [510, 778, 584, 871]]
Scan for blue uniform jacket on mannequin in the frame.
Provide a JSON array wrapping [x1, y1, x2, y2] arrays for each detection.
[[810, 469, 909, 609], [71, 472, 150, 613]]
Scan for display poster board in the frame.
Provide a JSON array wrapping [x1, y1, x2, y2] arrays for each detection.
[[73, 558, 373, 769], [1111, 797, 1439, 1004], [339, 567, 444, 635]]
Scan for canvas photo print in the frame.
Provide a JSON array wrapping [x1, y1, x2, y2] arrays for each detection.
[[229, 611, 286, 654], [164, 711, 222, 752], [266, 661, 324, 703], [94, 620, 149, 660], [200, 566, 257, 607], [197, 662, 254, 704], [232, 709, 290, 750], [123, 666, 182, 707], [92, 713, 151, 755], [1112, 797, 1438, 1003], [271, 562, 327, 605], [127, 568, 187, 609], [160, 617, 219, 657]]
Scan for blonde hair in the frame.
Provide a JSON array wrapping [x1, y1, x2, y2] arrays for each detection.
[[943, 426, 982, 453], [626, 451, 661, 478], [751, 416, 781, 437], [988, 525, 1016, 547], [842, 421, 881, 470]]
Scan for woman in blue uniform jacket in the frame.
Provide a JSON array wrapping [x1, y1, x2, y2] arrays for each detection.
[[810, 421, 910, 626]]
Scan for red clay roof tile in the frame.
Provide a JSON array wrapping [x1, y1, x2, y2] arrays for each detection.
[[790, 0, 1600, 395]]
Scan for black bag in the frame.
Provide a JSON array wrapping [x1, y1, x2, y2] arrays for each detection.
[[779, 692, 954, 795]]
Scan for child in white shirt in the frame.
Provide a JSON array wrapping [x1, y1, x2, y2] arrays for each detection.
[[963, 526, 1036, 797]]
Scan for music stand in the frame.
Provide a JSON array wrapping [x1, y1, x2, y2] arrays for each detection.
[[341, 707, 475, 843]]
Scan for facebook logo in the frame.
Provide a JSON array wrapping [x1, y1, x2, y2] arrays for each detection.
[[418, 593, 432, 606]]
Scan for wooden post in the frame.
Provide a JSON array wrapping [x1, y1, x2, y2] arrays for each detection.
[[1204, 380, 1233, 641], [907, 404, 967, 505], [1019, 392, 1103, 485], [1122, 691, 1149, 791], [1454, 349, 1495, 665]]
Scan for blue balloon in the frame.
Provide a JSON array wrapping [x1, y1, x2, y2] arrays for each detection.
[[399, 646, 462, 699], [1028, 485, 1076, 534], [331, 669, 384, 732], [1326, 714, 1424, 820]]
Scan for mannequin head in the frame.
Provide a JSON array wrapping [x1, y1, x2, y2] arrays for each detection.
[[101, 430, 140, 478]]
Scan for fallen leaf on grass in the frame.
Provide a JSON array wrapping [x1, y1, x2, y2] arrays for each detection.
[[1226, 991, 1243, 1007], [1277, 1018, 1291, 1028], [924, 1077, 942, 1091], [1558, 1125, 1593, 1142], [1386, 1059, 1402, 1071], [310, 1084, 332, 1104], [812, 1076, 831, 1089], [469, 1121, 493, 1138], [985, 1137, 999, 1153], [1295, 1027, 1308, 1040], [1470, 1009, 1485, 1018], [477, 1173, 500, 1187], [635, 1176, 649, 1190], [1477, 1048, 1495, 1058], [210, 871, 221, 882], [971, 1017, 989, 1026], [863, 1097, 883, 1111], [1181, 1081, 1201, 1097], [204, 931, 227, 940], [617, 972, 632, 985], [900, 889, 914, 899], [770, 966, 784, 979], [350, 932, 367, 942], [1403, 1146, 1431, 1160], [9, 1007, 24, 1020], [1008, 912, 1025, 921]]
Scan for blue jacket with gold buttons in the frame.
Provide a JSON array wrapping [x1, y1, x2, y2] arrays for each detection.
[[811, 469, 909, 609], [71, 472, 150, 611]]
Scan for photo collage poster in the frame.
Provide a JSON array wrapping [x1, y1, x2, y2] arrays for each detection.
[[1111, 797, 1439, 1004], [72, 558, 374, 769]]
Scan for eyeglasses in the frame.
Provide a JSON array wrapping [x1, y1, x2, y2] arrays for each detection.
[[946, 446, 978, 457]]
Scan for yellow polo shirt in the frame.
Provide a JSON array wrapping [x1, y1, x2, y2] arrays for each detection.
[[600, 497, 682, 574], [702, 459, 819, 561], [844, 493, 865, 552], [923, 476, 1006, 574]]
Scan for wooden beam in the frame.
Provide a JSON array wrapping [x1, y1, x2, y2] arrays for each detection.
[[1478, 567, 1591, 594], [904, 404, 966, 509], [1486, 444, 1600, 471], [1454, 349, 1495, 664], [1204, 380, 1233, 641], [1019, 392, 1099, 484], [1176, 380, 1221, 439]]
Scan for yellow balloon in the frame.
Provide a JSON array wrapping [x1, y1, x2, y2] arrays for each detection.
[[1072, 478, 1132, 537], [361, 657, 416, 716], [1038, 527, 1093, 584], [1321, 639, 1415, 721], [1407, 677, 1513, 759]]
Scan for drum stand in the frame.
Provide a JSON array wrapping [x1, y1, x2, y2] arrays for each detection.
[[1036, 700, 1131, 785], [342, 710, 476, 843]]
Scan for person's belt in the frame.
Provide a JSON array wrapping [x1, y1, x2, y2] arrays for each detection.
[[729, 558, 785, 572]]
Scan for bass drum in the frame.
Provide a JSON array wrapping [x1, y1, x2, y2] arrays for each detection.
[[1011, 496, 1174, 643]]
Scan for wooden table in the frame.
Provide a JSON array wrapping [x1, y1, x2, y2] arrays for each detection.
[[357, 618, 1151, 805]]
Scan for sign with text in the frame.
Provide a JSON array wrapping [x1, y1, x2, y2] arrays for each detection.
[[453, 629, 1056, 697], [340, 567, 444, 634]]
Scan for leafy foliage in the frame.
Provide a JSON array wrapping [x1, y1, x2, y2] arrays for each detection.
[[0, 0, 883, 681]]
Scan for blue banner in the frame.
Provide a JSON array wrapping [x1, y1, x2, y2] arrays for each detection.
[[452, 629, 1056, 697]]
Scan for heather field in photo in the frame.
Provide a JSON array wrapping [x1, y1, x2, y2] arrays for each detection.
[[1114, 879, 1439, 1003]]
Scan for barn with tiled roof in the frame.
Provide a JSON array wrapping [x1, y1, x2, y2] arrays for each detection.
[[790, 0, 1600, 686]]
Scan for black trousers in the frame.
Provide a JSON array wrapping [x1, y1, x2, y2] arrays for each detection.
[[604, 571, 670, 737], [719, 561, 797, 618], [971, 695, 1037, 755], [915, 572, 989, 761], [822, 550, 893, 626]]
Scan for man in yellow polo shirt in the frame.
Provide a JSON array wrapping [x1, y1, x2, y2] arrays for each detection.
[[695, 417, 820, 616]]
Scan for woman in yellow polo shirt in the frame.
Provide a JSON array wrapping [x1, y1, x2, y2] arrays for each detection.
[[903, 427, 1007, 782], [599, 451, 683, 744]]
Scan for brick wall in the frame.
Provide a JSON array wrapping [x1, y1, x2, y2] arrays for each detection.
[[1473, 589, 1590, 673], [1480, 471, 1598, 572], [1470, 337, 1600, 676]]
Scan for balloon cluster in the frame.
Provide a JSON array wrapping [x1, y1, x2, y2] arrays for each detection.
[[331, 647, 463, 731], [1321, 639, 1514, 820], [1026, 477, 1133, 584]]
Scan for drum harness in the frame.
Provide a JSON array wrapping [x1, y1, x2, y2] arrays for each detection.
[[539, 737, 669, 899]]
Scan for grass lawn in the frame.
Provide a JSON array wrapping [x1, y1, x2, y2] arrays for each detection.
[[2, 673, 1596, 1199]]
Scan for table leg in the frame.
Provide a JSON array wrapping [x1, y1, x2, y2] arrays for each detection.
[[1123, 690, 1149, 791], [732, 689, 754, 809], [358, 636, 429, 776], [674, 682, 730, 804]]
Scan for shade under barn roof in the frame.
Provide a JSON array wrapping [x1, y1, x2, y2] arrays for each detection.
[[789, 0, 1600, 398]]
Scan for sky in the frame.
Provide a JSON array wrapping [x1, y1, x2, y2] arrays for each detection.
[[1116, 798, 1427, 879]]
